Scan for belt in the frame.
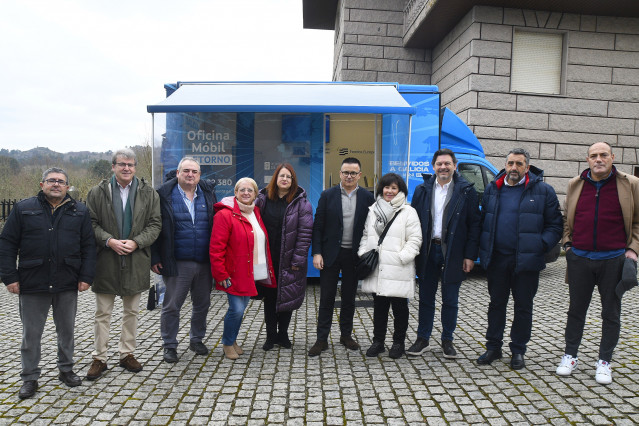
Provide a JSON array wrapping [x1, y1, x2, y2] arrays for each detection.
[[431, 238, 442, 245]]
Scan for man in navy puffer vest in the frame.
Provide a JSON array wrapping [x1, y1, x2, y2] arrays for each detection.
[[477, 148, 562, 370], [151, 157, 217, 363]]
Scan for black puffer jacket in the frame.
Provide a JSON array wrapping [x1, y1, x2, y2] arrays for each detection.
[[479, 166, 563, 272], [0, 192, 96, 293]]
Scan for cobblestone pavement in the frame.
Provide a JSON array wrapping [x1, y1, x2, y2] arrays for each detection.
[[1, 256, 638, 425]]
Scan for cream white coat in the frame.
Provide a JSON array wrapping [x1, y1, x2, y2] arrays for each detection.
[[357, 203, 422, 298]]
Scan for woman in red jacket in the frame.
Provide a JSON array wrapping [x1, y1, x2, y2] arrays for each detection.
[[209, 178, 276, 360]]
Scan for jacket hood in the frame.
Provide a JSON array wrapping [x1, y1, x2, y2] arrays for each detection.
[[214, 196, 237, 212], [494, 165, 544, 189]]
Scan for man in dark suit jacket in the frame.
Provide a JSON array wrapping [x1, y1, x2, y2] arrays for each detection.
[[308, 157, 375, 357]]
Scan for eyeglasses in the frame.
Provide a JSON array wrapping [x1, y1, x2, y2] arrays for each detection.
[[115, 162, 136, 168], [238, 188, 255, 193], [341, 171, 360, 177], [43, 179, 67, 185]]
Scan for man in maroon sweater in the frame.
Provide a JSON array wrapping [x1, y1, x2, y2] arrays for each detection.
[[557, 142, 639, 385]]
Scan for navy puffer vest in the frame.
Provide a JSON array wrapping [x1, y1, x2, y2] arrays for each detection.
[[172, 185, 210, 263]]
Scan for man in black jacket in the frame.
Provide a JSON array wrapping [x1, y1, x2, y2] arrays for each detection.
[[151, 157, 216, 363], [308, 157, 375, 356], [406, 149, 481, 359], [477, 148, 562, 370], [0, 167, 96, 399]]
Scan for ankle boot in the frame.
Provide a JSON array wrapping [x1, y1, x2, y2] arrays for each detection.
[[223, 345, 238, 360]]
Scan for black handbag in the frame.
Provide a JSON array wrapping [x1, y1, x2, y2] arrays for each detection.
[[356, 211, 400, 280]]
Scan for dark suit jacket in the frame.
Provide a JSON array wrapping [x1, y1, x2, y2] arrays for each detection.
[[412, 172, 480, 284], [311, 185, 375, 268]]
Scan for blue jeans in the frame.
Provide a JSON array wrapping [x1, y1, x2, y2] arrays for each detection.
[[417, 243, 461, 342], [222, 294, 250, 346]]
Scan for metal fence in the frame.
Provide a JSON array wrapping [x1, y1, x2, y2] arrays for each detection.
[[0, 199, 20, 222], [0, 198, 85, 222]]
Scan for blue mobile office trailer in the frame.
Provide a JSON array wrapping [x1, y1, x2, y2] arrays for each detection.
[[147, 82, 500, 276]]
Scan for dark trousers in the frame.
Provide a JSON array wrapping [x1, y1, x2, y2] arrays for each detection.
[[161, 261, 212, 349], [259, 285, 293, 341], [564, 251, 624, 362], [316, 248, 358, 341], [417, 243, 462, 342], [485, 254, 540, 354], [19, 290, 78, 381], [373, 294, 409, 344]]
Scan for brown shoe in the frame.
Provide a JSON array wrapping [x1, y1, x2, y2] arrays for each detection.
[[339, 335, 360, 350], [119, 354, 143, 373], [233, 341, 243, 355], [86, 359, 107, 381], [308, 340, 329, 357], [223, 344, 239, 360]]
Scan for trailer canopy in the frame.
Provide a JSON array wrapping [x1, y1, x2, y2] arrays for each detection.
[[147, 82, 417, 115]]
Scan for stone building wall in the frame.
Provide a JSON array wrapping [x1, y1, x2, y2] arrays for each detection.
[[328, 2, 639, 202], [332, 0, 431, 84], [431, 6, 639, 202]]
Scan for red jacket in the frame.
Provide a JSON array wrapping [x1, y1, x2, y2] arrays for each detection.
[[209, 196, 276, 296]]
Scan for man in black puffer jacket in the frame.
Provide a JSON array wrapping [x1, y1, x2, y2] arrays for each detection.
[[477, 148, 562, 371], [0, 167, 96, 399]]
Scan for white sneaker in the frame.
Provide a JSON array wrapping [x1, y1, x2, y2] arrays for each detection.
[[556, 354, 578, 376], [595, 360, 612, 385]]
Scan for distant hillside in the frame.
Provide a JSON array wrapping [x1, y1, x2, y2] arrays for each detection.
[[0, 147, 113, 165]]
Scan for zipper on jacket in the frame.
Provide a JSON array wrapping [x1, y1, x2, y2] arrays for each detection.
[[593, 186, 600, 250]]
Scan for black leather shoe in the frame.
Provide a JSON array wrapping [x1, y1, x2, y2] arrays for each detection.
[[366, 341, 385, 357], [308, 340, 328, 357], [262, 339, 276, 351], [389, 342, 405, 359], [18, 380, 38, 399], [59, 370, 82, 387], [188, 341, 209, 355], [277, 333, 292, 349], [163, 348, 178, 363], [511, 353, 526, 370], [339, 335, 360, 350], [477, 349, 502, 365]]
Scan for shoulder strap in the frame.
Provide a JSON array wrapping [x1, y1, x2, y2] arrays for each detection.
[[377, 211, 400, 246]]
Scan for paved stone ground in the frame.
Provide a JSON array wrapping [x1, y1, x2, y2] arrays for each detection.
[[1, 256, 638, 425]]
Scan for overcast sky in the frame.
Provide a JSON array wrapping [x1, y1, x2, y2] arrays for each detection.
[[0, 0, 334, 153]]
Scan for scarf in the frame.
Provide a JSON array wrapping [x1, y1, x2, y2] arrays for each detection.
[[237, 198, 261, 269], [111, 175, 137, 239], [237, 198, 255, 215], [373, 191, 405, 236]]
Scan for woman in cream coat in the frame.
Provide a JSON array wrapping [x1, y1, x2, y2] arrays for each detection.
[[358, 173, 422, 359]]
